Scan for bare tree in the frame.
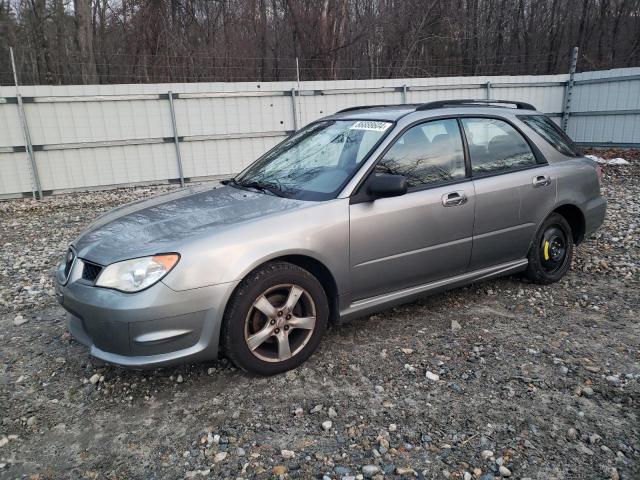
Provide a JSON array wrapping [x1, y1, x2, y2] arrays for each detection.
[[73, 0, 96, 83], [1, 0, 639, 86]]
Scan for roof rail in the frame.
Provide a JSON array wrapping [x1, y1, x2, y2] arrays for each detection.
[[416, 99, 537, 111], [336, 104, 413, 114]]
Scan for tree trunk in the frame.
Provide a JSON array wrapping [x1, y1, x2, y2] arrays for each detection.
[[29, 0, 55, 84], [73, 0, 97, 84]]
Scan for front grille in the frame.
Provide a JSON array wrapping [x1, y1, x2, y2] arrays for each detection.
[[81, 261, 103, 283]]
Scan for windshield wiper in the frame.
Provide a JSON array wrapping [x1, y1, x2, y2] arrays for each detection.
[[226, 178, 286, 197]]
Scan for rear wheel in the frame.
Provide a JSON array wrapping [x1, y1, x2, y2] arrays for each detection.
[[524, 213, 574, 284], [222, 261, 328, 375]]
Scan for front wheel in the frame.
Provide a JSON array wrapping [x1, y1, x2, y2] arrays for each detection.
[[222, 261, 328, 375], [524, 213, 574, 284]]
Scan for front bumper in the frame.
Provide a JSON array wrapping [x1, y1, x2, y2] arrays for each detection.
[[55, 258, 237, 368]]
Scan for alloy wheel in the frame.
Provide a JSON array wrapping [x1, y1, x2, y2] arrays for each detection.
[[244, 284, 317, 363]]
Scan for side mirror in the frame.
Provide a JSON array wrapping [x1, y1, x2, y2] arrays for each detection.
[[368, 174, 408, 199]]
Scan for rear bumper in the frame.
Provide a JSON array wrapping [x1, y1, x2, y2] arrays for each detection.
[[583, 196, 607, 239], [56, 260, 237, 368]]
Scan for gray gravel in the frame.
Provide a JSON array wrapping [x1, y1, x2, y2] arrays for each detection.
[[0, 152, 638, 479]]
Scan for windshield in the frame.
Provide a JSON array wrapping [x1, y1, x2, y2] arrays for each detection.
[[234, 119, 393, 200]]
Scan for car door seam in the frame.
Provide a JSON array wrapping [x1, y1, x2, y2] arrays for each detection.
[[468, 180, 477, 272]]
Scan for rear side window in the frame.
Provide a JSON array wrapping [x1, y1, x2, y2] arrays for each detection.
[[518, 115, 582, 157], [375, 118, 466, 189], [461, 118, 537, 175]]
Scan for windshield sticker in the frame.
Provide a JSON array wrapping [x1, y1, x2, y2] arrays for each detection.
[[350, 121, 392, 132]]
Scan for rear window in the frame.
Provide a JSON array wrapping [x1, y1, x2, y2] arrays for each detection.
[[518, 115, 582, 157]]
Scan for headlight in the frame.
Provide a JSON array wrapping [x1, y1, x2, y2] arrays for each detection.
[[95, 254, 180, 292]]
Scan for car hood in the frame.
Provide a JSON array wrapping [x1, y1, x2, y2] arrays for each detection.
[[73, 184, 305, 265]]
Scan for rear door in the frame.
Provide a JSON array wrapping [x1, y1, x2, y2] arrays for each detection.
[[460, 117, 556, 270], [349, 118, 475, 301]]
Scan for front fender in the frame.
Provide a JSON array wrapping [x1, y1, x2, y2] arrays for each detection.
[[161, 199, 350, 294]]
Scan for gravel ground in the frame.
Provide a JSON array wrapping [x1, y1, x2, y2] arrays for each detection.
[[1, 150, 638, 480]]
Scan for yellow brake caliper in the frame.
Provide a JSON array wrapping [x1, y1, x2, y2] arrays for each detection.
[[543, 240, 550, 260]]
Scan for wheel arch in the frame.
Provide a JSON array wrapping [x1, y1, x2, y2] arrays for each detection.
[[552, 203, 586, 244], [276, 254, 340, 324], [224, 253, 341, 327]]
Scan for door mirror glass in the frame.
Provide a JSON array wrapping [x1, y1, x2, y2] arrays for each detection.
[[368, 174, 408, 199]]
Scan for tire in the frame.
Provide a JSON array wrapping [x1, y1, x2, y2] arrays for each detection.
[[222, 261, 329, 375], [524, 213, 574, 284]]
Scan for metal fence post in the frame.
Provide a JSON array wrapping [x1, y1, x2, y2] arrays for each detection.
[[10, 47, 42, 199], [291, 88, 299, 131], [295, 58, 302, 129], [562, 46, 579, 132], [167, 91, 185, 187], [402, 84, 408, 104], [486, 81, 491, 100]]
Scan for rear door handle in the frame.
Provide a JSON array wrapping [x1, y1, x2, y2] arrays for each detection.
[[442, 191, 467, 207], [532, 175, 551, 187]]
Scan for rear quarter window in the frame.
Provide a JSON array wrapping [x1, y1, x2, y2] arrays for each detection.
[[518, 115, 582, 157]]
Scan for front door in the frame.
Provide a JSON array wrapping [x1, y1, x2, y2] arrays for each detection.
[[349, 118, 475, 301]]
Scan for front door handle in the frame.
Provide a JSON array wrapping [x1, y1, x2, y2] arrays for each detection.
[[442, 191, 467, 207], [532, 175, 551, 187]]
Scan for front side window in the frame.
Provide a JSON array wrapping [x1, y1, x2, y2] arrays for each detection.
[[235, 119, 392, 200], [375, 118, 466, 189], [518, 114, 581, 157], [461, 118, 537, 174]]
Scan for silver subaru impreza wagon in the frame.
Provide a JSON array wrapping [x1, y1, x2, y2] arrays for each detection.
[[55, 99, 606, 375]]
